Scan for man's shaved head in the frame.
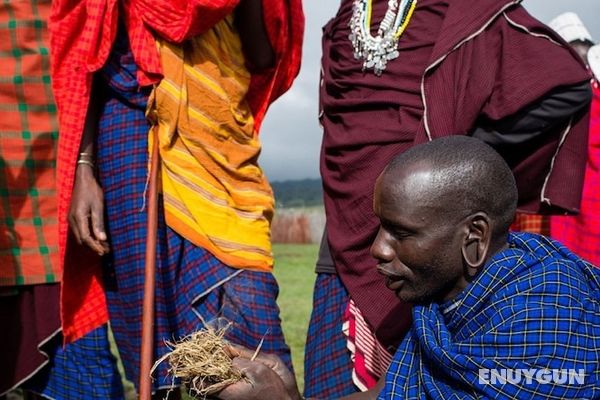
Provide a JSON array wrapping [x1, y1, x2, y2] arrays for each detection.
[[371, 136, 518, 303], [381, 136, 518, 238]]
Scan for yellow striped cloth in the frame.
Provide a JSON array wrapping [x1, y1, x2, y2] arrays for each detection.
[[147, 15, 275, 271]]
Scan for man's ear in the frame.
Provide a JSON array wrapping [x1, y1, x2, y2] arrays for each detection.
[[461, 212, 492, 276]]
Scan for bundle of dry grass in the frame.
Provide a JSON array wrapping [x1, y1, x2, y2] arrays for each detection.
[[153, 325, 243, 398]]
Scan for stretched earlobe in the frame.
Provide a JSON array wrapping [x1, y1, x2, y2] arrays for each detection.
[[463, 239, 483, 270], [461, 213, 492, 277]]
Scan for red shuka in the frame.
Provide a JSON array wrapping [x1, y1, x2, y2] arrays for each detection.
[[551, 83, 600, 267]]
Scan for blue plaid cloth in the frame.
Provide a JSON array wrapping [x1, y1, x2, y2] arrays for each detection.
[[96, 31, 291, 391], [24, 325, 124, 399], [379, 232, 600, 399], [304, 273, 357, 399]]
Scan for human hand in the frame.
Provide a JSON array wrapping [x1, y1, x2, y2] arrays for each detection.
[[68, 164, 109, 255], [218, 357, 292, 400], [218, 346, 302, 400]]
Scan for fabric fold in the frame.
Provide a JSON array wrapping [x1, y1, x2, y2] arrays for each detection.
[[149, 17, 275, 270]]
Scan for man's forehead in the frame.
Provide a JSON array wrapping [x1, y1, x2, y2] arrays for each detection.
[[379, 164, 437, 196], [375, 167, 441, 215], [375, 162, 454, 222]]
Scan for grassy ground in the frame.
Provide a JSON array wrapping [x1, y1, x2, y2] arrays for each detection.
[[272, 243, 319, 392], [116, 243, 318, 399]]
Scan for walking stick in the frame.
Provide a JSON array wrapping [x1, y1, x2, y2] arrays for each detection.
[[139, 126, 160, 400]]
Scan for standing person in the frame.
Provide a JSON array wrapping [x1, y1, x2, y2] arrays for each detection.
[[0, 0, 124, 399], [548, 12, 600, 268], [49, 0, 304, 397], [306, 0, 592, 398]]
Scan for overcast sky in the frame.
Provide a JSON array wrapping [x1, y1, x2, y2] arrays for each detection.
[[259, 0, 600, 182]]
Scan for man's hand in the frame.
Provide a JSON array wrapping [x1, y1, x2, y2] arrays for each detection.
[[68, 165, 109, 255], [218, 346, 302, 400], [218, 358, 292, 400]]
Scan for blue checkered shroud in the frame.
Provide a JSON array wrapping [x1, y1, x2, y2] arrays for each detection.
[[379, 232, 600, 399]]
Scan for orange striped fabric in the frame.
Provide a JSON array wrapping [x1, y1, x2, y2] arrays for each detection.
[[149, 16, 275, 271]]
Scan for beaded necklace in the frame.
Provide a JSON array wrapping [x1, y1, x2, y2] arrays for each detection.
[[349, 0, 417, 75]]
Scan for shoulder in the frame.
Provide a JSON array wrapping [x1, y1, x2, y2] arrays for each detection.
[[505, 233, 597, 294], [488, 234, 600, 327]]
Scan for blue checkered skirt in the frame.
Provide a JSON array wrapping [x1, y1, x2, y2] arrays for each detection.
[[304, 273, 356, 398], [23, 325, 124, 399]]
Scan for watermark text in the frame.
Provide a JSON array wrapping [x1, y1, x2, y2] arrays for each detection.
[[478, 369, 585, 385]]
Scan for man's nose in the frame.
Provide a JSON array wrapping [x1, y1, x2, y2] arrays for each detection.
[[370, 227, 394, 262]]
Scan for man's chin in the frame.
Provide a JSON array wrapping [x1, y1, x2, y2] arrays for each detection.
[[396, 290, 432, 305]]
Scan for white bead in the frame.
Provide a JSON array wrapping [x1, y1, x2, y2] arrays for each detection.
[[349, 0, 415, 75]]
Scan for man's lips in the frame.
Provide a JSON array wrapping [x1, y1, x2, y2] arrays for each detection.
[[385, 277, 405, 291], [377, 264, 406, 291]]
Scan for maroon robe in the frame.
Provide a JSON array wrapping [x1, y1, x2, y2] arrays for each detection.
[[320, 0, 590, 349]]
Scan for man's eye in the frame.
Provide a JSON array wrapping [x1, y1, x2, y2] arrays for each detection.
[[391, 230, 411, 240], [381, 223, 413, 239]]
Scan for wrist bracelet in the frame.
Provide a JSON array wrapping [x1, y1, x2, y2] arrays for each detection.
[[77, 159, 95, 168]]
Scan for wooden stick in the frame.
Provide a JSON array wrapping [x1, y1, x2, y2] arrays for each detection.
[[139, 126, 160, 400]]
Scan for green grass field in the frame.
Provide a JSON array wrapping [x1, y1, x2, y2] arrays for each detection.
[[115, 243, 318, 399], [272, 243, 319, 392]]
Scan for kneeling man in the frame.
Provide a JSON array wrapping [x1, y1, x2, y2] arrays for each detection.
[[220, 136, 600, 400]]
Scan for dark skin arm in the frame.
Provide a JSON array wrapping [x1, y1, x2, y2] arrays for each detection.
[[68, 79, 109, 256], [218, 346, 384, 400], [234, 0, 275, 71]]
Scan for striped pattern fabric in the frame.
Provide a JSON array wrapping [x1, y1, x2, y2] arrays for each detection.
[[304, 273, 357, 399], [344, 300, 393, 391], [379, 232, 600, 399], [97, 40, 290, 390], [151, 16, 274, 272], [23, 324, 124, 400], [0, 0, 60, 286], [551, 84, 600, 267]]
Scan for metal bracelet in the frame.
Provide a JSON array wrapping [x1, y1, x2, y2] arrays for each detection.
[[76, 159, 95, 168]]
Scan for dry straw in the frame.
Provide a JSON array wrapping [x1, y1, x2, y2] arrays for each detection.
[[152, 323, 243, 399]]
